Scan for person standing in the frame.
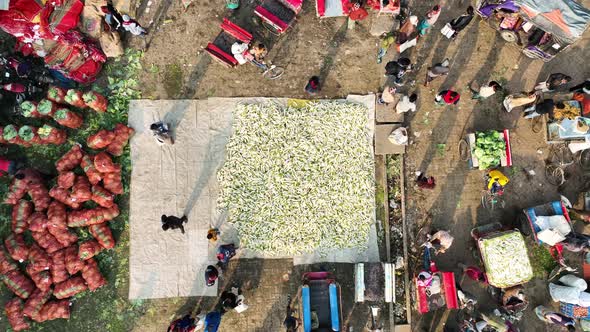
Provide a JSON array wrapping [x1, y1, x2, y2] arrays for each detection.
[[100, 4, 124, 31], [416, 171, 435, 189], [167, 314, 196, 332], [396, 93, 417, 113], [378, 85, 397, 105], [535, 73, 572, 92], [469, 81, 501, 99], [305, 76, 320, 95], [435, 90, 460, 105], [458, 263, 488, 284], [523, 99, 561, 120], [161, 215, 188, 234], [207, 228, 220, 242], [376, 32, 395, 64], [203, 311, 222, 332], [385, 57, 412, 86], [424, 58, 450, 87], [503, 92, 537, 112], [571, 81, 590, 116], [205, 265, 219, 287], [217, 244, 237, 265], [283, 295, 300, 332], [417, 5, 441, 35], [426, 230, 454, 254], [449, 6, 474, 39], [122, 14, 147, 36], [535, 306, 576, 332], [150, 122, 174, 145]]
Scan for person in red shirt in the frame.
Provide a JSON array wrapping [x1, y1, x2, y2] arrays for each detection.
[[458, 263, 488, 285], [435, 90, 460, 105], [345, 0, 368, 21], [572, 81, 590, 116]]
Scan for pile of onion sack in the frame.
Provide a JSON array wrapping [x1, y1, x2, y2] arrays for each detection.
[[1, 124, 134, 331]]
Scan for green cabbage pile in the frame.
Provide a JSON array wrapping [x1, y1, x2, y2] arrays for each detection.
[[217, 102, 375, 256], [474, 131, 505, 170]]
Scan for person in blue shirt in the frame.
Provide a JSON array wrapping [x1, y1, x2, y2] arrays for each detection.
[[203, 311, 222, 332]]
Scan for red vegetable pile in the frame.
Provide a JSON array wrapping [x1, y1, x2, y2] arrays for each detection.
[[1, 127, 132, 329]]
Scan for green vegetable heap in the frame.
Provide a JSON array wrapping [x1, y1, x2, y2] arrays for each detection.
[[474, 131, 506, 170]]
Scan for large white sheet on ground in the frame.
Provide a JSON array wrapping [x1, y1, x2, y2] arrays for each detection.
[[128, 96, 378, 299]]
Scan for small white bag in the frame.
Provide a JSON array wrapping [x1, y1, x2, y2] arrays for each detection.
[[440, 23, 455, 39], [388, 127, 408, 145]]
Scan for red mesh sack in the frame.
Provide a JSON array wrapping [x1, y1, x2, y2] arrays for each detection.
[[92, 184, 114, 208], [18, 125, 42, 145], [37, 99, 57, 117], [78, 240, 103, 260], [28, 212, 48, 232], [81, 154, 102, 185], [28, 270, 52, 292], [67, 204, 119, 227], [87, 129, 115, 149], [3, 271, 35, 299], [12, 200, 33, 234], [81, 258, 106, 291], [49, 186, 80, 209], [5, 176, 29, 205], [0, 247, 18, 274], [5, 233, 29, 262], [47, 201, 67, 229], [57, 171, 76, 189], [31, 230, 64, 254], [47, 86, 66, 104], [5, 298, 30, 331], [89, 223, 115, 249], [23, 288, 52, 318], [35, 299, 70, 322], [28, 183, 51, 212], [28, 244, 51, 273], [106, 124, 134, 156], [38, 125, 67, 145], [55, 144, 83, 172], [3, 125, 25, 146], [82, 91, 108, 113], [103, 172, 123, 195], [54, 276, 87, 299], [71, 175, 92, 201], [48, 226, 78, 247], [50, 249, 69, 283], [64, 245, 84, 275], [20, 100, 41, 118], [0, 126, 5, 144], [64, 89, 85, 108], [94, 152, 121, 173], [54, 108, 83, 129]]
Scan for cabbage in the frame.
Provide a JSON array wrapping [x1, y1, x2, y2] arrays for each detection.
[[475, 131, 506, 170]]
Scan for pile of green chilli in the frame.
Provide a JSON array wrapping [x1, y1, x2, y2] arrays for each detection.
[[217, 102, 375, 256]]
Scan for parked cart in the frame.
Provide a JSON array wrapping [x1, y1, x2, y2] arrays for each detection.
[[459, 129, 513, 170], [546, 100, 589, 143], [518, 200, 573, 243], [300, 272, 342, 332], [471, 223, 533, 289]]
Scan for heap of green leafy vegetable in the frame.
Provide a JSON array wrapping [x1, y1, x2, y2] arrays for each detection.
[[474, 131, 506, 170]]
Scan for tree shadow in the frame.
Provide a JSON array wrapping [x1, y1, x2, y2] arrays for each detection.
[[318, 21, 348, 86]]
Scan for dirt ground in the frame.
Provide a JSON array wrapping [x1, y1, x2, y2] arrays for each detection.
[[126, 0, 590, 331]]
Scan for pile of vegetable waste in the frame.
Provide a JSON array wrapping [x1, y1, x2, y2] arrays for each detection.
[[217, 102, 375, 256], [474, 131, 506, 170]]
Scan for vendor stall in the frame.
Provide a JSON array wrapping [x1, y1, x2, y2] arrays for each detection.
[[465, 130, 513, 170], [472, 224, 533, 288], [520, 200, 573, 245], [546, 100, 590, 143]]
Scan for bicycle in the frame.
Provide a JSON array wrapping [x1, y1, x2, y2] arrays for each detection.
[[544, 144, 574, 186], [481, 171, 508, 211], [251, 60, 284, 80], [548, 244, 577, 281], [578, 148, 590, 171]]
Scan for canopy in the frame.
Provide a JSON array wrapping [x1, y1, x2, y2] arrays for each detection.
[[514, 0, 590, 44]]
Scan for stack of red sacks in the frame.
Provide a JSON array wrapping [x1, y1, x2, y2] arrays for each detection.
[[1, 127, 132, 330]]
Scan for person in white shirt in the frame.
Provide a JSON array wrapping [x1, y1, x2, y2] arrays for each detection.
[[469, 81, 501, 100], [396, 93, 417, 114], [122, 14, 147, 36]]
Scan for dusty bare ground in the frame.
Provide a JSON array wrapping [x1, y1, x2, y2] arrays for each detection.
[[129, 0, 590, 330]]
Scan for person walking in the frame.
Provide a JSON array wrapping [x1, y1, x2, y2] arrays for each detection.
[[396, 93, 417, 113], [283, 295, 300, 332], [122, 14, 147, 36], [435, 90, 460, 105], [535, 306, 575, 332], [417, 5, 441, 35], [535, 73, 572, 92], [150, 122, 174, 145], [161, 215, 188, 234], [207, 228, 220, 242], [449, 6, 474, 39], [385, 57, 412, 86], [424, 58, 450, 87], [396, 16, 419, 53], [376, 32, 395, 64], [469, 81, 501, 99]]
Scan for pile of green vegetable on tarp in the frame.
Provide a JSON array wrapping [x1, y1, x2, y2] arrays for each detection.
[[217, 102, 375, 256], [474, 131, 506, 170]]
